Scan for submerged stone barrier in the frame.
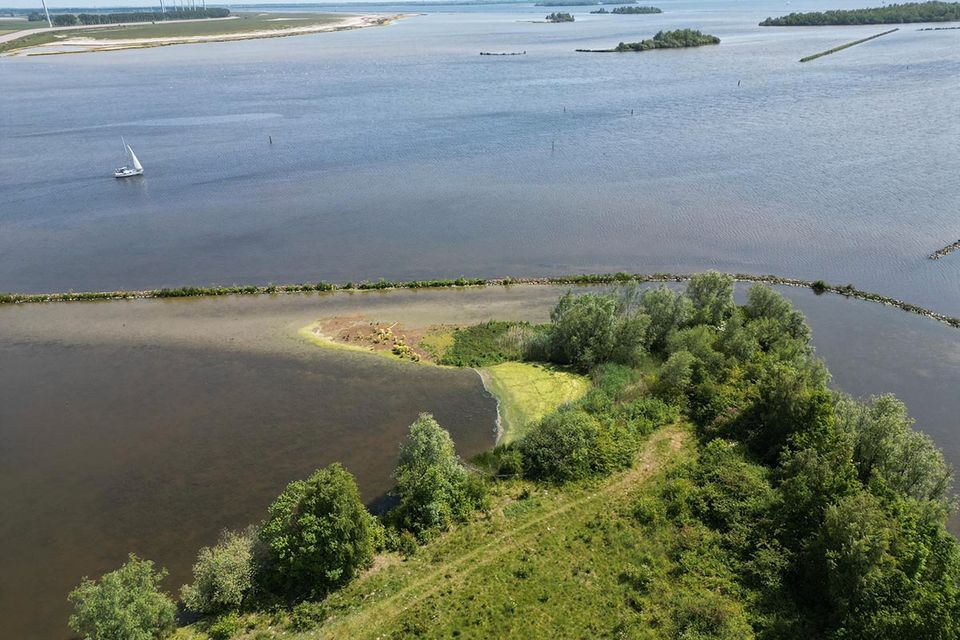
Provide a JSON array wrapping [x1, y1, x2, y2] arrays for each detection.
[[929, 240, 960, 260], [2, 272, 958, 329]]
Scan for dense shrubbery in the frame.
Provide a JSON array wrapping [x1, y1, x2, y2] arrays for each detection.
[[40, 8, 230, 26], [258, 463, 380, 601], [545, 11, 575, 22], [390, 413, 488, 538], [68, 554, 177, 640], [181, 528, 258, 615], [69, 274, 960, 639], [760, 1, 960, 25], [614, 29, 720, 51], [439, 321, 545, 367]]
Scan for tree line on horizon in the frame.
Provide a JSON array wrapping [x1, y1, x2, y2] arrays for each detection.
[[760, 0, 960, 25], [28, 7, 229, 27]]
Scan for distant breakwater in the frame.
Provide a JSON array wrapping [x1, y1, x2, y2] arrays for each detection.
[[799, 28, 898, 62], [929, 240, 960, 260], [2, 272, 958, 330]]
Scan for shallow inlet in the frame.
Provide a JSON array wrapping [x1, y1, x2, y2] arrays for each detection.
[[0, 284, 958, 639]]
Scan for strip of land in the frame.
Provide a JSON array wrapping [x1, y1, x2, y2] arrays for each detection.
[[6, 271, 957, 329], [799, 27, 898, 62], [0, 12, 406, 55]]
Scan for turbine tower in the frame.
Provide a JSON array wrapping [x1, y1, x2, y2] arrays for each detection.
[[39, 0, 52, 27]]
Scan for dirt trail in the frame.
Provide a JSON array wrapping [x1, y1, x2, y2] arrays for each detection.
[[320, 424, 688, 639]]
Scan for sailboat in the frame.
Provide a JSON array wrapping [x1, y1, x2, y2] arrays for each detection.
[[114, 137, 144, 178]]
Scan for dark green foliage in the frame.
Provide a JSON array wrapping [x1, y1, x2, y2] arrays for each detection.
[[438, 321, 543, 367], [52, 13, 78, 25], [613, 29, 720, 51], [836, 394, 952, 502], [181, 528, 258, 615], [289, 601, 328, 631], [547, 291, 650, 372], [65, 8, 229, 25], [810, 279, 828, 294], [761, 1, 960, 25], [390, 414, 487, 538], [520, 408, 634, 482], [258, 463, 379, 601], [545, 11, 575, 21], [639, 285, 693, 353], [68, 554, 177, 640], [592, 5, 662, 13], [206, 612, 242, 640]]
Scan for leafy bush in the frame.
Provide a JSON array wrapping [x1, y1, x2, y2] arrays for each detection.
[[206, 612, 242, 640], [439, 321, 542, 367], [547, 292, 649, 372], [638, 285, 693, 353], [520, 408, 634, 482], [290, 601, 327, 631], [68, 554, 177, 640], [259, 463, 379, 600], [181, 527, 258, 615], [391, 413, 486, 537], [685, 271, 735, 327]]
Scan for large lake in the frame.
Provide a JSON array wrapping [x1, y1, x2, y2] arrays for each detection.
[[2, 2, 959, 638], [1, 1, 959, 314]]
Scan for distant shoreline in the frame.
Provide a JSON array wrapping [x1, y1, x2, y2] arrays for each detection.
[[1, 12, 411, 56]]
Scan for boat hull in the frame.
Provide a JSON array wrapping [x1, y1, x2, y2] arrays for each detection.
[[114, 168, 144, 178]]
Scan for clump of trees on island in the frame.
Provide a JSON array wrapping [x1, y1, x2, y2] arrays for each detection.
[[66, 273, 960, 639], [577, 28, 720, 52], [545, 11, 575, 22], [760, 0, 960, 25], [28, 7, 229, 27], [591, 5, 663, 13]]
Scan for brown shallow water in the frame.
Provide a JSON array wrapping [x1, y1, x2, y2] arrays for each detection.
[[0, 285, 958, 639]]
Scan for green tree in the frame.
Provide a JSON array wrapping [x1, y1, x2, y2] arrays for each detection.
[[68, 554, 176, 640], [654, 350, 695, 407], [548, 291, 649, 372], [259, 463, 378, 600], [744, 284, 810, 347], [639, 285, 693, 352], [181, 528, 258, 615], [392, 413, 483, 537], [520, 408, 633, 481], [685, 271, 735, 327], [836, 394, 952, 503]]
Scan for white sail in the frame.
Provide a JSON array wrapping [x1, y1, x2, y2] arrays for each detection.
[[127, 145, 143, 172]]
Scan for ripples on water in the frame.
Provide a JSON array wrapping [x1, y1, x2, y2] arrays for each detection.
[[1, 1, 958, 314]]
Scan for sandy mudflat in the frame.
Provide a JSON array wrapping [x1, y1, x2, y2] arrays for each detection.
[[14, 14, 408, 55]]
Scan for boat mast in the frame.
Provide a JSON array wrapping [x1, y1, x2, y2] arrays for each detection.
[[39, 0, 52, 27]]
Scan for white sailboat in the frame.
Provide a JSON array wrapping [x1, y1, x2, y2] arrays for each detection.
[[114, 137, 144, 178]]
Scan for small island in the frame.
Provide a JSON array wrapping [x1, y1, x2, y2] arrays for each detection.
[[760, 1, 960, 25], [545, 11, 575, 22], [577, 28, 719, 52], [591, 5, 663, 13]]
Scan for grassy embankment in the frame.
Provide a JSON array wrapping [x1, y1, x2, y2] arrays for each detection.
[[171, 423, 690, 640], [0, 18, 29, 35], [799, 27, 898, 62], [0, 13, 362, 54]]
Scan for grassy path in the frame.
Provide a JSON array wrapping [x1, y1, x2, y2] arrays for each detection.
[[306, 424, 688, 639]]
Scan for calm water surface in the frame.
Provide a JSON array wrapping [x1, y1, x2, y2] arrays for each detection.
[[1, 1, 958, 314], [2, 3, 960, 637], [1, 285, 959, 639]]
